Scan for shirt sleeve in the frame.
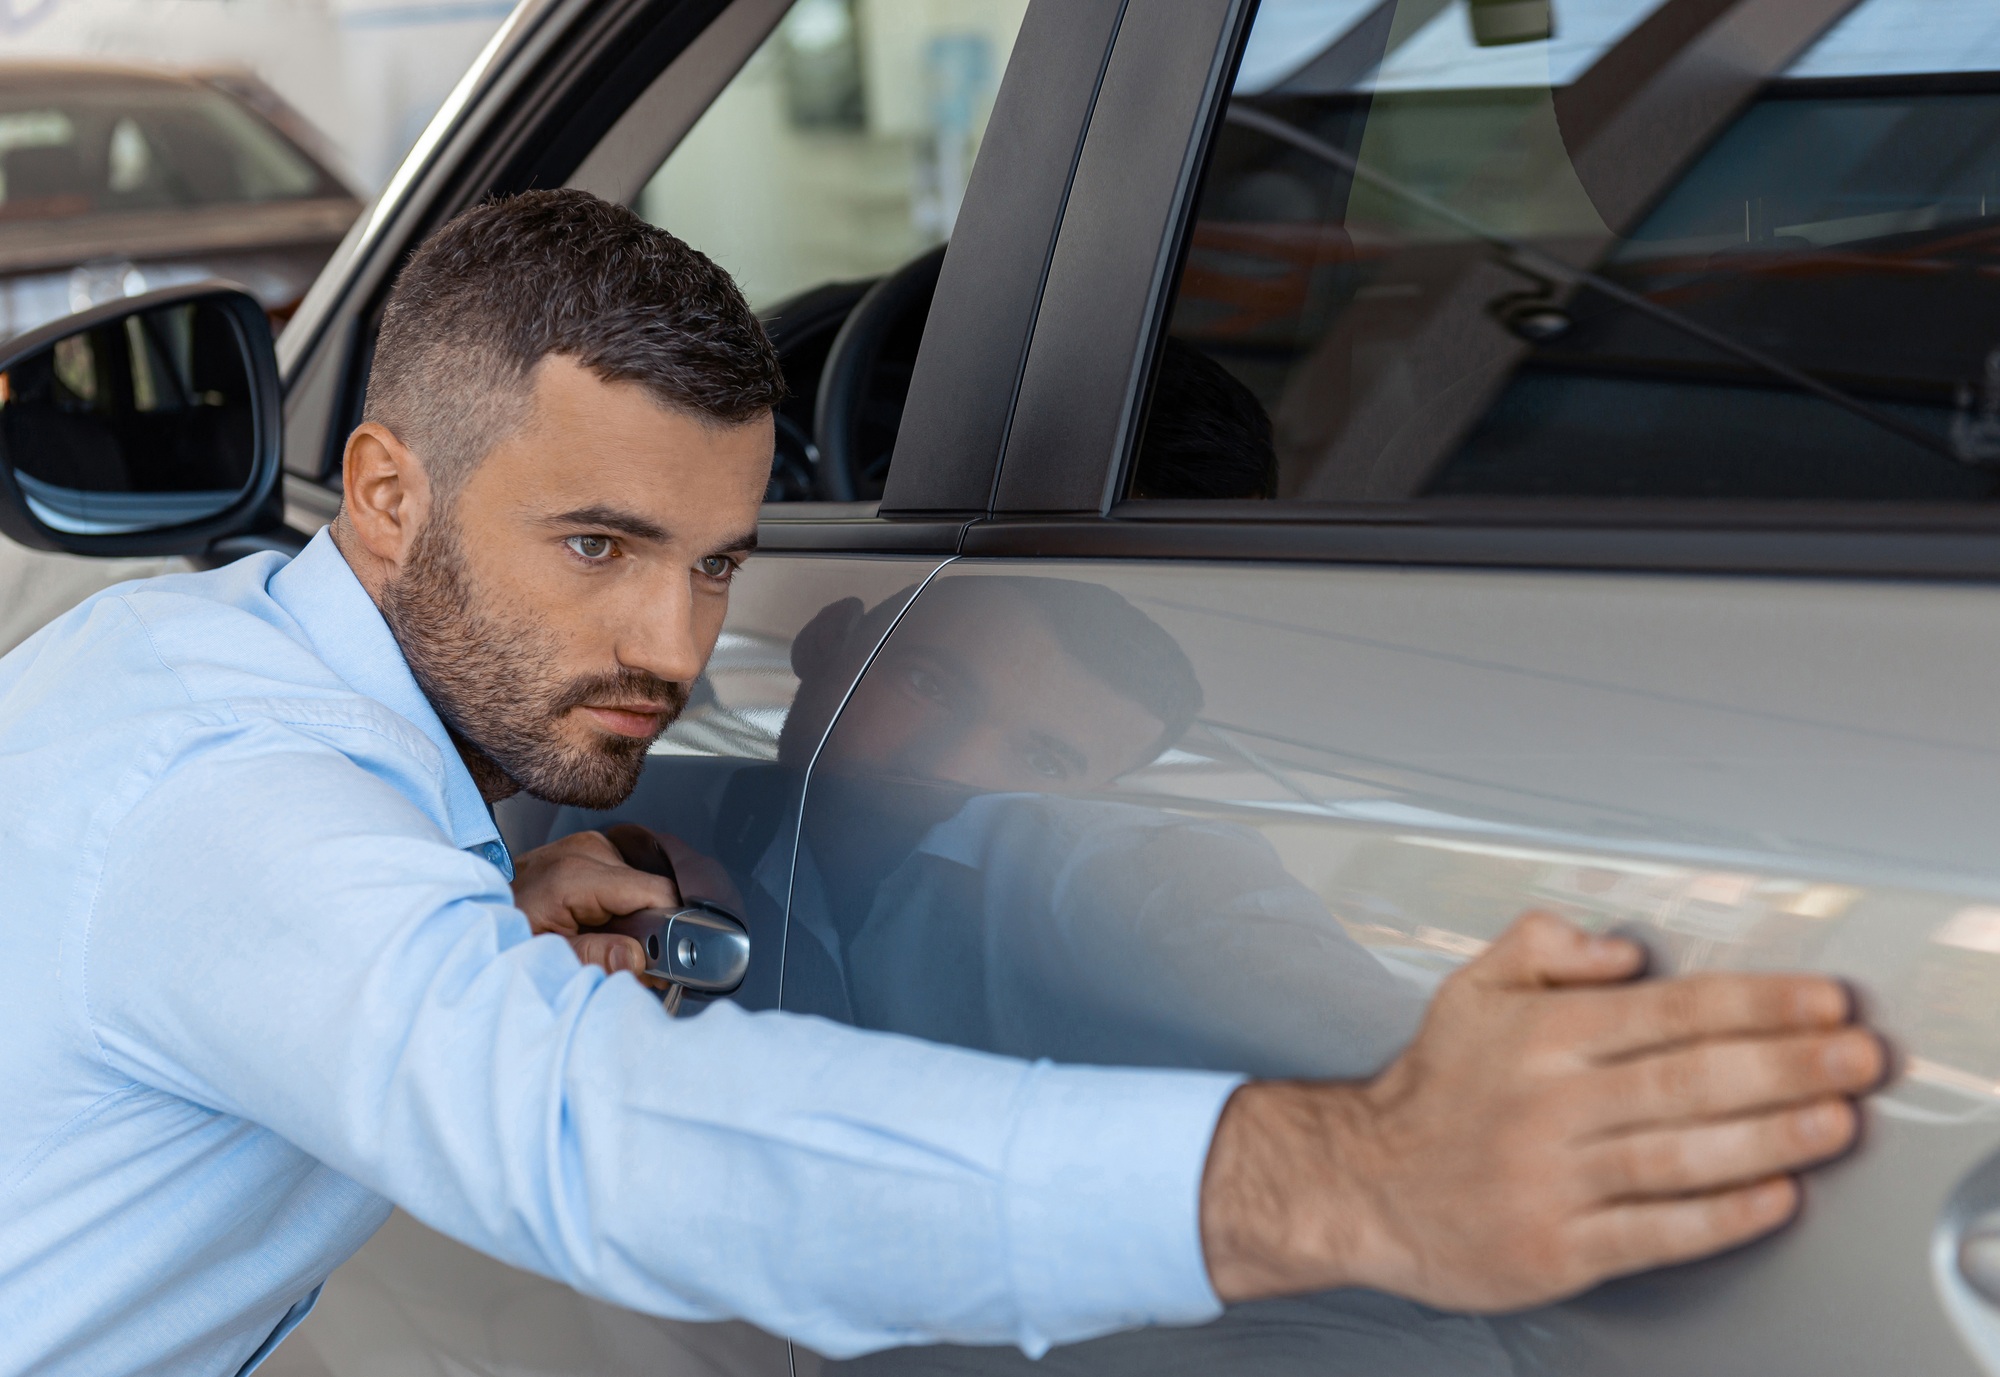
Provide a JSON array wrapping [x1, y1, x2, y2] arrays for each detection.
[[80, 717, 1240, 1358]]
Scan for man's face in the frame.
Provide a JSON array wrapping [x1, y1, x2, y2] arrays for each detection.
[[818, 585, 1167, 796], [381, 355, 770, 808]]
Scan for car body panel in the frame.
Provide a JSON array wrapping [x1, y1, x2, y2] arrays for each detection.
[[786, 556, 2000, 1373]]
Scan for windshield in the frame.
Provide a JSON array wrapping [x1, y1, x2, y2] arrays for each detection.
[[1128, 0, 2000, 505], [0, 81, 337, 224]]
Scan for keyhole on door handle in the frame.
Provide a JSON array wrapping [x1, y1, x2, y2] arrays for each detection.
[[604, 900, 751, 1017]]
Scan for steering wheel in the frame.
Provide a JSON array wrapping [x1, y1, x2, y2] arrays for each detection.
[[812, 245, 946, 501]]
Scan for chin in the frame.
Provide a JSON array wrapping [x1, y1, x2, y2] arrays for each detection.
[[517, 739, 652, 811]]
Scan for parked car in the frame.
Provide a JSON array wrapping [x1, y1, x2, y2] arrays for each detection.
[[7, 0, 2000, 1374], [0, 60, 360, 342]]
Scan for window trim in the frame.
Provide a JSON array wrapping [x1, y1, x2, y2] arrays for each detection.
[[958, 504, 2000, 579]]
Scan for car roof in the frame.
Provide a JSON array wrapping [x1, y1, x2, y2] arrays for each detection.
[[0, 60, 219, 96]]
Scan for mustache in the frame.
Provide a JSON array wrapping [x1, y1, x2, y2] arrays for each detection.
[[550, 668, 691, 721]]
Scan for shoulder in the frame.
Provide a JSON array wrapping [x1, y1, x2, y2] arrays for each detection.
[[0, 555, 447, 807]]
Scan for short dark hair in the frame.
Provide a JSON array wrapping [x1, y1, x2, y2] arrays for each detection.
[[997, 576, 1204, 754], [1131, 338, 1276, 500], [873, 575, 1205, 759], [364, 188, 784, 492]]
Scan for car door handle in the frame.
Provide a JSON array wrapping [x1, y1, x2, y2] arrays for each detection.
[[598, 823, 750, 1015], [604, 901, 752, 1014]]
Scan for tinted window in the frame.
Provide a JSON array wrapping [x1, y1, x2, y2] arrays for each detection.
[[1127, 0, 2000, 506]]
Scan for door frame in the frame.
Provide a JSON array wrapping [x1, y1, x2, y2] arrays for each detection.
[[276, 0, 1130, 558]]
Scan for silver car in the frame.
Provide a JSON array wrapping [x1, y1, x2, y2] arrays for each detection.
[[5, 0, 2000, 1373]]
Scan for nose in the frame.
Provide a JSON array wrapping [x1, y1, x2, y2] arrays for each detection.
[[927, 721, 1014, 791], [617, 574, 707, 685]]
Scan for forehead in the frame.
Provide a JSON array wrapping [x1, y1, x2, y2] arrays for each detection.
[[473, 354, 771, 522]]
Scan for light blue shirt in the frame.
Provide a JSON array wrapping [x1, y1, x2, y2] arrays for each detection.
[[0, 529, 1238, 1376]]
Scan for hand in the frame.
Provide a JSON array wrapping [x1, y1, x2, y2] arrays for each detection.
[[512, 830, 680, 984], [1199, 910, 1886, 1311]]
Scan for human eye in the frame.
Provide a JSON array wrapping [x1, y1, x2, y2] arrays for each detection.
[[905, 664, 950, 704], [696, 554, 738, 583], [1023, 747, 1071, 782], [565, 534, 617, 562]]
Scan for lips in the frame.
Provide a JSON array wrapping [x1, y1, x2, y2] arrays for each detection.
[[576, 704, 671, 738]]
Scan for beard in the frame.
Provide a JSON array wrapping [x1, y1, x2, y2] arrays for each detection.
[[379, 509, 689, 810]]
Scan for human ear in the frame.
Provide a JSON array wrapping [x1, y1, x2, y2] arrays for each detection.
[[339, 422, 434, 571]]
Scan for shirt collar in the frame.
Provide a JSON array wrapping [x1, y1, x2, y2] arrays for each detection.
[[268, 528, 509, 875]]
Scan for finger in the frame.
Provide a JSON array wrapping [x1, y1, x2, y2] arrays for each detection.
[[1571, 1177, 1799, 1285], [570, 933, 650, 977], [556, 857, 679, 924], [1586, 1098, 1857, 1199], [543, 829, 622, 863], [604, 822, 680, 885], [1465, 911, 1645, 991], [1594, 1029, 1885, 1131], [1565, 971, 1855, 1060]]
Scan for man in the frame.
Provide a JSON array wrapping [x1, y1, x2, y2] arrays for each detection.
[[0, 190, 1883, 1375], [769, 574, 1424, 1075]]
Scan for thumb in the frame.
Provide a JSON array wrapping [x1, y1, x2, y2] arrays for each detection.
[[571, 932, 650, 977], [1468, 910, 1644, 990]]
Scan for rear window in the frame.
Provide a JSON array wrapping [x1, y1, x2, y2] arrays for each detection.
[[0, 83, 336, 223], [1125, 0, 2000, 506]]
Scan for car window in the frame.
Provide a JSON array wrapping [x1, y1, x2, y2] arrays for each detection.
[[1124, 0, 2000, 505], [0, 83, 338, 221], [634, 0, 1030, 503]]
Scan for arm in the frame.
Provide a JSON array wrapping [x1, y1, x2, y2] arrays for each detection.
[[506, 805, 1882, 1317], [83, 727, 1235, 1358], [1200, 912, 1882, 1308]]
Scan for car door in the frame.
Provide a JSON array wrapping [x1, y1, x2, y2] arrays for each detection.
[[261, 1, 1116, 1373], [787, 1, 2000, 1374]]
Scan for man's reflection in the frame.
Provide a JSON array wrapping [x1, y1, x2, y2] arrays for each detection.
[[782, 574, 1424, 1080], [781, 578, 1543, 1374]]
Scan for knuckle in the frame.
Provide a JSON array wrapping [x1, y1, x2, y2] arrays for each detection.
[[1656, 978, 1704, 1036], [1627, 1132, 1689, 1189], [1647, 1048, 1705, 1106]]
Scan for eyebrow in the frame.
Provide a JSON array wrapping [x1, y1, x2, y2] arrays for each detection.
[[543, 505, 671, 541], [710, 528, 760, 558]]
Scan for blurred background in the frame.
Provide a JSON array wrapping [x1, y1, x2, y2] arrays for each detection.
[[0, 0, 1025, 647], [0, 0, 516, 642]]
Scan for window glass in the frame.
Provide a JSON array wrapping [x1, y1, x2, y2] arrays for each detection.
[[637, 0, 1029, 503], [1128, 0, 2000, 505]]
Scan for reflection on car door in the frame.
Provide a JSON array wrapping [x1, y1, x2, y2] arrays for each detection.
[[790, 559, 2000, 1376]]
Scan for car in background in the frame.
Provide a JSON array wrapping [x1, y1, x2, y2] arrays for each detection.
[[0, 61, 360, 342]]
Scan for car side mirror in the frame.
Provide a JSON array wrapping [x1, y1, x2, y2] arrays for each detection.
[[0, 282, 281, 557]]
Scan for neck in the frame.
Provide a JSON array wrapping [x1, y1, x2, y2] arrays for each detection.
[[444, 721, 523, 805]]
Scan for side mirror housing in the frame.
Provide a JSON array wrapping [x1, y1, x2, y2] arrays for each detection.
[[0, 282, 282, 557]]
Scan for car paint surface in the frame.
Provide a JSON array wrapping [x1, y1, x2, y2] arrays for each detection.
[[784, 558, 2000, 1375]]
